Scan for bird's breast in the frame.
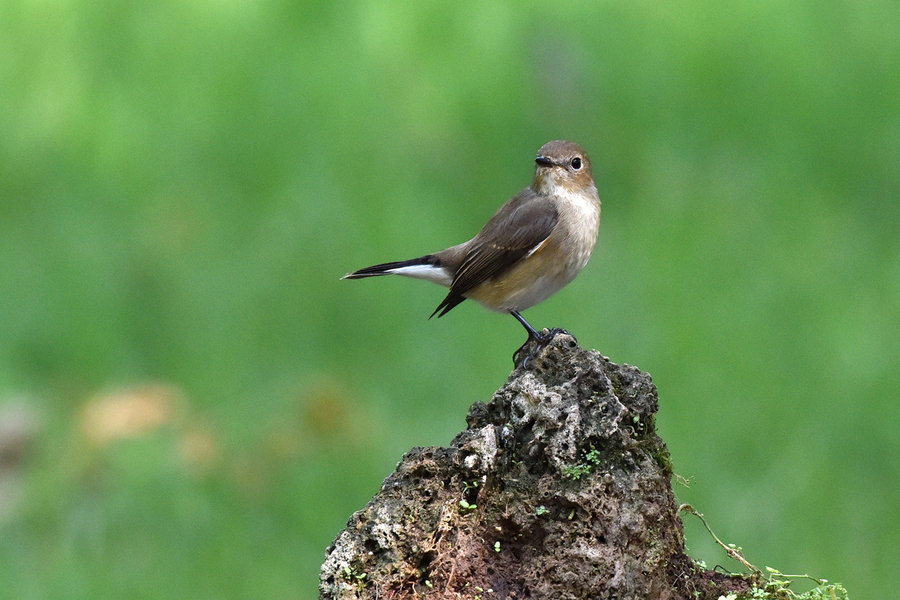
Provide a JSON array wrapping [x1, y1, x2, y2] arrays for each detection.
[[465, 188, 600, 313]]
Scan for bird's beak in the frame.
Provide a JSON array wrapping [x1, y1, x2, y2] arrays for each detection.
[[535, 155, 553, 167]]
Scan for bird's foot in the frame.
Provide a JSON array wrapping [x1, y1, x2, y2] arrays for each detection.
[[513, 328, 575, 369]]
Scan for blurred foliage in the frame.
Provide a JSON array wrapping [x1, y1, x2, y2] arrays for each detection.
[[1, 0, 898, 598]]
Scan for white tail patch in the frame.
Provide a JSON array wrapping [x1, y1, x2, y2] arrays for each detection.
[[388, 264, 453, 287]]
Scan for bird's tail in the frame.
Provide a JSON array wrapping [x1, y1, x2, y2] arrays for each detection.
[[342, 255, 451, 286]]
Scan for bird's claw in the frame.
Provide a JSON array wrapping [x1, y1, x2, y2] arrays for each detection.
[[512, 328, 574, 368]]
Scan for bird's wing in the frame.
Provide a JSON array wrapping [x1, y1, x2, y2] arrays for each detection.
[[431, 189, 558, 317]]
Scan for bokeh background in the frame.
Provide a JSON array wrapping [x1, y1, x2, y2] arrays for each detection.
[[1, 0, 898, 597]]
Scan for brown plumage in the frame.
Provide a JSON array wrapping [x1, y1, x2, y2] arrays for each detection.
[[343, 140, 601, 366]]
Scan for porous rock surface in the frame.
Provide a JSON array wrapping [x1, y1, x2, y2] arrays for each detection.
[[320, 334, 748, 599]]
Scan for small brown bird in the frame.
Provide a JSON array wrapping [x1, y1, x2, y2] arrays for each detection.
[[342, 140, 601, 366]]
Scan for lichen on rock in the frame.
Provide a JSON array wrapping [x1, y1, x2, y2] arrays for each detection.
[[320, 334, 749, 599]]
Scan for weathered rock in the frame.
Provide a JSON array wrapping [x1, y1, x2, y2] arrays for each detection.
[[320, 334, 749, 599]]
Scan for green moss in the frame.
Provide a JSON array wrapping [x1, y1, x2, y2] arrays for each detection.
[[562, 447, 602, 480]]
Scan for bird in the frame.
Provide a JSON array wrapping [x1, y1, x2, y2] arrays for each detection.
[[342, 140, 601, 367]]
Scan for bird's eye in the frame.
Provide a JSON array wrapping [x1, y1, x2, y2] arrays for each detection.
[[571, 157, 582, 170]]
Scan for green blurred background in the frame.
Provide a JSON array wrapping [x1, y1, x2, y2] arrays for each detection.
[[1, 0, 898, 597]]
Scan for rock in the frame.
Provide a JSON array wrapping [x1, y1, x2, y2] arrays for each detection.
[[320, 334, 749, 599]]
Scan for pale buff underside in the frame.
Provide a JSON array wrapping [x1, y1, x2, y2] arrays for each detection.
[[465, 184, 600, 313]]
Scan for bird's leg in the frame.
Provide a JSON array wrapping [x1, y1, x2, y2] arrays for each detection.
[[510, 311, 575, 368]]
